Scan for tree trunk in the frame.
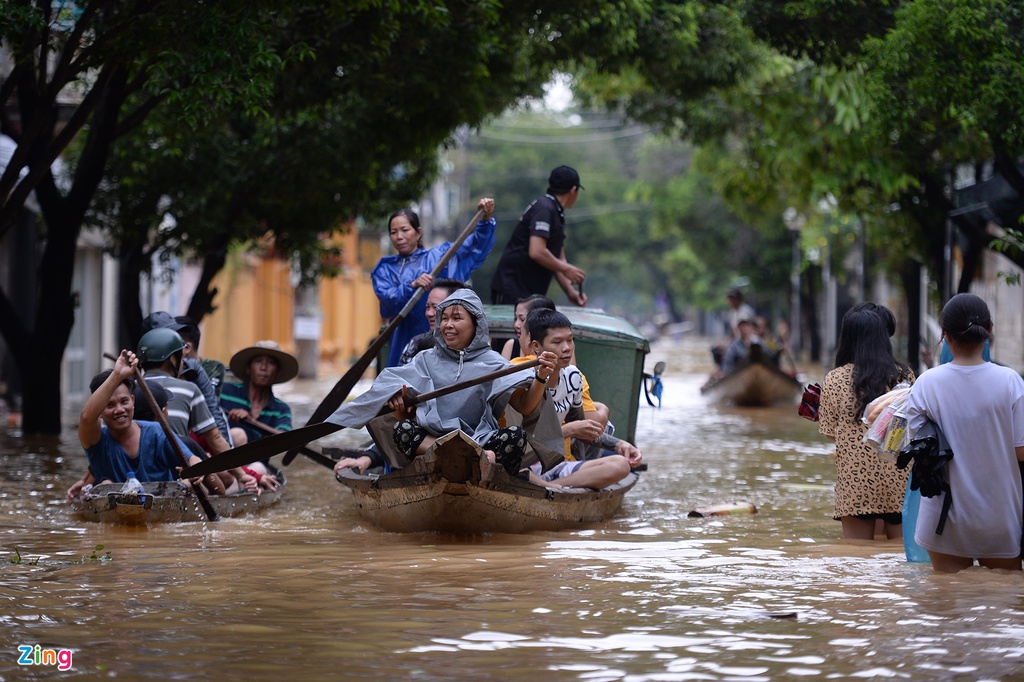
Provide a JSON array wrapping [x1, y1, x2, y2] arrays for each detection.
[[186, 236, 232, 325], [117, 239, 148, 350], [15, 72, 127, 434], [901, 261, 922, 376], [20, 211, 78, 434]]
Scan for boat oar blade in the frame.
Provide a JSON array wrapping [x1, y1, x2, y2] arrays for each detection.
[[243, 418, 338, 470], [181, 421, 344, 478], [299, 335, 387, 431]]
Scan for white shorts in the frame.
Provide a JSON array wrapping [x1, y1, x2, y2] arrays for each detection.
[[530, 460, 585, 482]]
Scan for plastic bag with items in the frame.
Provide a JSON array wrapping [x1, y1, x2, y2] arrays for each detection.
[[862, 382, 912, 457]]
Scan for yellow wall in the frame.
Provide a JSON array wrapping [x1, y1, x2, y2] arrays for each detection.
[[200, 231, 383, 375]]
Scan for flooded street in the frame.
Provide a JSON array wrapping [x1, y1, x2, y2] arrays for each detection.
[[1, 337, 1022, 680]]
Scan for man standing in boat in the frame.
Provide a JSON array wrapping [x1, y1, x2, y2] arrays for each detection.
[[490, 166, 587, 307]]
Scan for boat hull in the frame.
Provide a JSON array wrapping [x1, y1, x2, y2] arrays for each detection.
[[335, 431, 637, 534], [701, 357, 801, 407], [69, 472, 286, 524]]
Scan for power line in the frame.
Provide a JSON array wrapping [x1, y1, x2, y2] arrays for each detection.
[[473, 126, 650, 144]]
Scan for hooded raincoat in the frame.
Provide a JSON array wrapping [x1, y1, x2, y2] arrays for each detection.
[[327, 289, 527, 446], [372, 217, 496, 367]]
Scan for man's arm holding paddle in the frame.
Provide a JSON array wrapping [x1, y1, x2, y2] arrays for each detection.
[[507, 352, 558, 416], [551, 247, 587, 307]]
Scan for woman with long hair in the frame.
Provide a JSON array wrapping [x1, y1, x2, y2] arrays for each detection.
[[904, 293, 1024, 572], [819, 302, 914, 540]]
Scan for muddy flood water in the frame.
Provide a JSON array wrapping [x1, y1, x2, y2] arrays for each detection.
[[1, 337, 1022, 681]]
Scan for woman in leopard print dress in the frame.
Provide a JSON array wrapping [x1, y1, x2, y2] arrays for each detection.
[[819, 303, 914, 540]]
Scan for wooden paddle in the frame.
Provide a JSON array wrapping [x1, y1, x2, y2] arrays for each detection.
[[241, 417, 337, 469], [182, 358, 541, 478], [293, 208, 486, 439], [104, 351, 220, 522]]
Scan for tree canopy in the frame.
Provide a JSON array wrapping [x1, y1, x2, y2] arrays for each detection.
[[0, 0, 757, 432]]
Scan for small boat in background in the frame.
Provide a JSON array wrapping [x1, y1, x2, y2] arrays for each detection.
[[69, 470, 286, 524], [701, 344, 801, 407]]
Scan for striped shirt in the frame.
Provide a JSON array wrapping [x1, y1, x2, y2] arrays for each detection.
[[143, 370, 217, 438]]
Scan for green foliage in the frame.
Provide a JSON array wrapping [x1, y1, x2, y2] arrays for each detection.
[[866, 0, 1024, 152], [991, 227, 1024, 286], [577, 0, 1024, 299], [464, 108, 793, 321], [5, 544, 110, 566], [7, 547, 38, 566], [84, 544, 112, 563], [92, 1, 722, 308]]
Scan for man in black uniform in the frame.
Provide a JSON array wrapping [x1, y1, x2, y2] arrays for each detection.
[[490, 165, 588, 306]]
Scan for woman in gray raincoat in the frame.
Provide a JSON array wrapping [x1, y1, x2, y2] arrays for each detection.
[[327, 289, 557, 474]]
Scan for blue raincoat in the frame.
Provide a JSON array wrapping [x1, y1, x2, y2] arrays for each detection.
[[372, 218, 496, 367]]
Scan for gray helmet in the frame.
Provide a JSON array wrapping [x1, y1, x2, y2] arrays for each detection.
[[137, 328, 186, 364]]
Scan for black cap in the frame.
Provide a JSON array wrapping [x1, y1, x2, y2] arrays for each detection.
[[548, 165, 583, 193], [141, 311, 192, 336], [132, 380, 169, 422]]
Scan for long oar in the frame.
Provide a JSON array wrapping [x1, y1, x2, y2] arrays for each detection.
[[241, 417, 337, 469], [293, 209, 486, 438], [183, 358, 541, 478], [105, 352, 220, 522]]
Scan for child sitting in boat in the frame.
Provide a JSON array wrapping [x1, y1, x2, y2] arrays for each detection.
[[515, 308, 643, 489], [66, 350, 204, 501], [328, 288, 559, 475], [501, 294, 612, 429]]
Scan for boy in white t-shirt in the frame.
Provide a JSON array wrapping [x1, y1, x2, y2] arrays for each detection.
[[517, 308, 642, 489]]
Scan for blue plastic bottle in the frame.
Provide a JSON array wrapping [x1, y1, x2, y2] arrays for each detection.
[[902, 477, 929, 562]]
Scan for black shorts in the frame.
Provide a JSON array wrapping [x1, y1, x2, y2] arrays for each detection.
[[852, 512, 903, 525]]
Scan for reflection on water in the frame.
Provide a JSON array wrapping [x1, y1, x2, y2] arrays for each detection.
[[0, 338, 1022, 680]]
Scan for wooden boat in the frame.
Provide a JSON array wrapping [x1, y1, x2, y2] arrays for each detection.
[[335, 430, 638, 534], [331, 306, 651, 533], [701, 344, 801, 407], [69, 470, 286, 524]]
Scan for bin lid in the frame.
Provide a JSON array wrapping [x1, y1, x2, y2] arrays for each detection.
[[484, 305, 649, 352]]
